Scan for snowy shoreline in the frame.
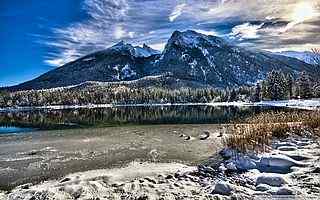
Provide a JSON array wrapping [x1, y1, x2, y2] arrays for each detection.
[[2, 133, 319, 199], [0, 99, 319, 113]]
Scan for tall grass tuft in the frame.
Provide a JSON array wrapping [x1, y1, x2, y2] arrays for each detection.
[[224, 110, 320, 152]]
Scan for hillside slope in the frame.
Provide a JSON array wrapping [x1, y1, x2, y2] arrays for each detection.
[[8, 30, 318, 91]]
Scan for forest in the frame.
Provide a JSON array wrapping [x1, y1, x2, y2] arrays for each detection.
[[0, 70, 319, 108]]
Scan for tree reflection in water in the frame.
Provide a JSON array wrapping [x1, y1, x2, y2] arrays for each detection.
[[0, 106, 289, 130]]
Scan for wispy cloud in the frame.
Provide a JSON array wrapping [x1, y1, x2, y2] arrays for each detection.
[[44, 0, 320, 67], [230, 23, 263, 40], [169, 3, 187, 22]]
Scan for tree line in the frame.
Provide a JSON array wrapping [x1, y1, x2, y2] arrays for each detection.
[[253, 71, 320, 101], [0, 71, 319, 108]]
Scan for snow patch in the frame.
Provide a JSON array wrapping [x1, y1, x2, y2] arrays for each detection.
[[121, 64, 137, 79]]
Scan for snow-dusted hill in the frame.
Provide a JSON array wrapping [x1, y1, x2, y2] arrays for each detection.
[[275, 51, 318, 65], [8, 30, 318, 91]]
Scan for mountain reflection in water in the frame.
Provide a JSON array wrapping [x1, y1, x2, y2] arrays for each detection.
[[0, 105, 292, 132]]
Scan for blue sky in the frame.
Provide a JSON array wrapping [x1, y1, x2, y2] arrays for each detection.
[[1, 0, 320, 86]]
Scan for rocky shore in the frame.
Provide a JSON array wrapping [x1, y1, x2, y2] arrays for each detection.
[[1, 130, 319, 200]]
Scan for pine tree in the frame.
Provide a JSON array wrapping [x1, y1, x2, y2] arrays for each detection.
[[252, 83, 262, 102], [265, 70, 287, 100], [297, 71, 312, 99], [284, 73, 294, 99], [261, 80, 268, 100]]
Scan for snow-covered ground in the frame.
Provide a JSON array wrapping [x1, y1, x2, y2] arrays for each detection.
[[2, 132, 319, 200], [254, 99, 320, 110], [1, 99, 319, 113], [0, 104, 113, 113], [213, 133, 320, 198]]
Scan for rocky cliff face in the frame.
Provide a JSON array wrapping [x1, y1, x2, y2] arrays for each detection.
[[9, 30, 318, 91], [155, 30, 316, 87]]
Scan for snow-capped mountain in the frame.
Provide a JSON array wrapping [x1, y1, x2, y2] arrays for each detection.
[[134, 44, 161, 57], [8, 30, 319, 91], [155, 30, 317, 87], [275, 51, 317, 65], [110, 41, 160, 58]]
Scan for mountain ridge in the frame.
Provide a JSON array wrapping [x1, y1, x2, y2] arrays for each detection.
[[275, 51, 318, 65], [6, 30, 319, 91]]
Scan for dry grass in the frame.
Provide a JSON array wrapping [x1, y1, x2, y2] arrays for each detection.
[[224, 110, 320, 152]]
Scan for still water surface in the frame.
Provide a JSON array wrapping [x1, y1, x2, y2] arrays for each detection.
[[0, 105, 293, 134]]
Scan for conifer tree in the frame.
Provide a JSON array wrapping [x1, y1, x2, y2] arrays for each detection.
[[284, 73, 294, 99], [252, 83, 262, 102], [297, 71, 312, 99], [265, 70, 287, 100]]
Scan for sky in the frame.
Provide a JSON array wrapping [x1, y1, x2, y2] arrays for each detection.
[[1, 0, 320, 87]]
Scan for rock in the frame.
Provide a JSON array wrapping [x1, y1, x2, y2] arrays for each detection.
[[145, 177, 157, 184], [259, 154, 307, 171], [277, 146, 298, 151], [225, 162, 237, 171], [26, 150, 39, 156], [274, 142, 297, 149], [165, 175, 174, 180], [64, 185, 83, 199], [233, 156, 257, 171], [218, 164, 227, 172], [199, 131, 210, 140], [148, 184, 155, 188], [18, 183, 32, 190], [0, 192, 6, 200], [173, 182, 183, 188], [137, 195, 148, 200], [274, 187, 294, 195], [219, 148, 235, 159], [212, 182, 233, 195], [256, 173, 287, 187], [311, 167, 320, 173], [255, 184, 271, 192], [59, 177, 71, 183], [184, 135, 191, 141], [285, 154, 311, 161], [296, 141, 310, 147], [199, 166, 215, 175]]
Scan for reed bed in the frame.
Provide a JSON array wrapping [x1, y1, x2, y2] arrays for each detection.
[[224, 110, 320, 152]]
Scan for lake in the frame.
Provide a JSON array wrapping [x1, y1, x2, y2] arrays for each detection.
[[0, 105, 300, 190], [0, 105, 294, 134]]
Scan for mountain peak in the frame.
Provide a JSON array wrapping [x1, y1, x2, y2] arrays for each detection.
[[142, 43, 150, 49], [133, 44, 160, 58], [8, 30, 317, 91], [111, 40, 133, 49], [167, 30, 227, 48]]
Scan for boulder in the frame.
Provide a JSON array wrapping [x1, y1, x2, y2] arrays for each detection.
[[256, 173, 287, 187], [274, 187, 294, 195], [255, 184, 271, 192], [213, 182, 233, 195], [199, 131, 210, 140], [259, 154, 307, 170], [277, 146, 298, 151]]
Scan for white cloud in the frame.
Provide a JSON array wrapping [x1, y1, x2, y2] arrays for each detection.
[[43, 0, 320, 67], [45, 0, 130, 66], [193, 29, 219, 36], [128, 32, 135, 38], [169, 3, 187, 22], [149, 43, 166, 51], [230, 23, 263, 40], [114, 26, 126, 39]]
